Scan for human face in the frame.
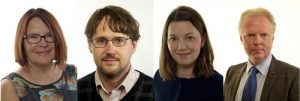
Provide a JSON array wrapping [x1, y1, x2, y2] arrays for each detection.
[[89, 17, 137, 78], [241, 15, 274, 65], [24, 17, 55, 66], [167, 21, 205, 68]]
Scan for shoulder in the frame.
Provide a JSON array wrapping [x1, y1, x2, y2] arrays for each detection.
[[64, 64, 77, 75], [228, 62, 247, 71], [1, 79, 19, 101], [134, 70, 154, 90], [77, 71, 97, 94], [273, 58, 299, 70], [1, 79, 15, 91], [211, 70, 223, 82], [78, 71, 95, 85], [153, 69, 164, 84], [226, 62, 247, 75], [271, 58, 299, 75], [135, 70, 153, 81]]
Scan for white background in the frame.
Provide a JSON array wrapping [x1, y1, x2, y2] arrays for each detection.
[[0, 0, 299, 81]]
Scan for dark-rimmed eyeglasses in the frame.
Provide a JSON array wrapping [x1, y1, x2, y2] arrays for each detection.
[[91, 37, 131, 48], [24, 33, 54, 44]]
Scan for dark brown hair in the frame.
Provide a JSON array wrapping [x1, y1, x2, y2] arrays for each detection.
[[14, 8, 67, 68], [159, 6, 214, 80], [84, 5, 140, 42]]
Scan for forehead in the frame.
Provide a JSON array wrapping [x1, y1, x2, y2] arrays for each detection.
[[167, 21, 200, 36], [27, 17, 50, 33], [94, 17, 128, 38], [244, 15, 272, 31]]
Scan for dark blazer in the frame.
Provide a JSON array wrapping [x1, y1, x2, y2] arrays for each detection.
[[224, 56, 299, 101]]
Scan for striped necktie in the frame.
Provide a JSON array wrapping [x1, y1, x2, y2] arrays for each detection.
[[242, 66, 258, 101]]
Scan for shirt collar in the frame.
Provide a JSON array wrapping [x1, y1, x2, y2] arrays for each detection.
[[94, 67, 139, 94], [246, 53, 272, 76]]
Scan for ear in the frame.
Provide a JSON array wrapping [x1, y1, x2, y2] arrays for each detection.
[[240, 36, 243, 41], [131, 41, 137, 54], [88, 42, 93, 53]]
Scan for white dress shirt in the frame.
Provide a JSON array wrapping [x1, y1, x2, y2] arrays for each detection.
[[94, 67, 140, 101]]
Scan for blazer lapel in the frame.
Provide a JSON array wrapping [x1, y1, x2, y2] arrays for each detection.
[[260, 56, 278, 100], [233, 64, 247, 98], [228, 63, 247, 101]]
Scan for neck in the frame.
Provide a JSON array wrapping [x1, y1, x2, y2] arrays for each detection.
[[176, 64, 195, 78], [18, 62, 63, 85], [25, 62, 55, 74]]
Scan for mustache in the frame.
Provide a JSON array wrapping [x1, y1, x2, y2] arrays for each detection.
[[102, 55, 120, 61]]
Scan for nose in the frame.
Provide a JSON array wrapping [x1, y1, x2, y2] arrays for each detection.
[[253, 35, 263, 45], [177, 39, 186, 50], [104, 41, 116, 55], [39, 37, 48, 47]]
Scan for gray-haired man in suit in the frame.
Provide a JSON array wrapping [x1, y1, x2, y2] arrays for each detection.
[[224, 7, 299, 101]]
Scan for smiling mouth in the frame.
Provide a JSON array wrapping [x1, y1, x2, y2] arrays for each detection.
[[177, 53, 190, 56], [36, 50, 51, 56]]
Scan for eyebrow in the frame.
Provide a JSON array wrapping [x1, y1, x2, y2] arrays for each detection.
[[169, 32, 195, 36], [93, 36, 129, 39]]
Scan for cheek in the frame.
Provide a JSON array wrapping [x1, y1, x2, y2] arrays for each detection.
[[167, 45, 175, 57], [24, 43, 35, 53]]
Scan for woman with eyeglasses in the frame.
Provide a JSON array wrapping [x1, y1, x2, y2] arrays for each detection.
[[1, 8, 77, 101]]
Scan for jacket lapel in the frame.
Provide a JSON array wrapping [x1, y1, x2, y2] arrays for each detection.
[[233, 64, 247, 99], [260, 56, 278, 100]]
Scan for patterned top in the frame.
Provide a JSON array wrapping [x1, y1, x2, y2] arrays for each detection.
[[3, 64, 77, 101]]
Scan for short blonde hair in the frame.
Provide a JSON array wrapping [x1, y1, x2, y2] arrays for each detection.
[[239, 7, 276, 34]]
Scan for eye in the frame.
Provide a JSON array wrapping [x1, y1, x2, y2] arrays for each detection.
[[186, 36, 195, 41], [95, 38, 107, 44], [261, 33, 268, 38], [245, 33, 255, 38], [168, 37, 177, 42], [113, 38, 124, 43], [45, 33, 53, 38], [27, 34, 40, 39]]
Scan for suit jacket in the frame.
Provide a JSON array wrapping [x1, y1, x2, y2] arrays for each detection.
[[224, 56, 299, 101]]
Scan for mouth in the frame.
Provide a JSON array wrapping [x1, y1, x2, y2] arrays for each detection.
[[176, 52, 191, 57], [252, 49, 264, 53], [102, 57, 119, 64], [36, 50, 51, 56]]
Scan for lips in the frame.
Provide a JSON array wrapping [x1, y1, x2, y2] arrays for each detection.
[[252, 49, 264, 52], [176, 52, 191, 57], [36, 50, 51, 56], [102, 57, 119, 65]]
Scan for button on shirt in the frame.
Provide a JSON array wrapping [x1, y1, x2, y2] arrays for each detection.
[[235, 54, 272, 101], [94, 67, 140, 101]]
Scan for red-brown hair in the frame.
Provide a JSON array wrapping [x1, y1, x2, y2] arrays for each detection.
[[14, 8, 67, 68]]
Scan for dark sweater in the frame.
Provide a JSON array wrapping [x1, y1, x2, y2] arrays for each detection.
[[78, 70, 154, 101], [154, 70, 223, 101]]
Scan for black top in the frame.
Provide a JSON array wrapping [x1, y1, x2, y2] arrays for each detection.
[[154, 70, 223, 101], [78, 70, 154, 101]]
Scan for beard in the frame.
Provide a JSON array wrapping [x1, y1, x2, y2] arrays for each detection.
[[96, 60, 131, 79], [97, 65, 124, 79]]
